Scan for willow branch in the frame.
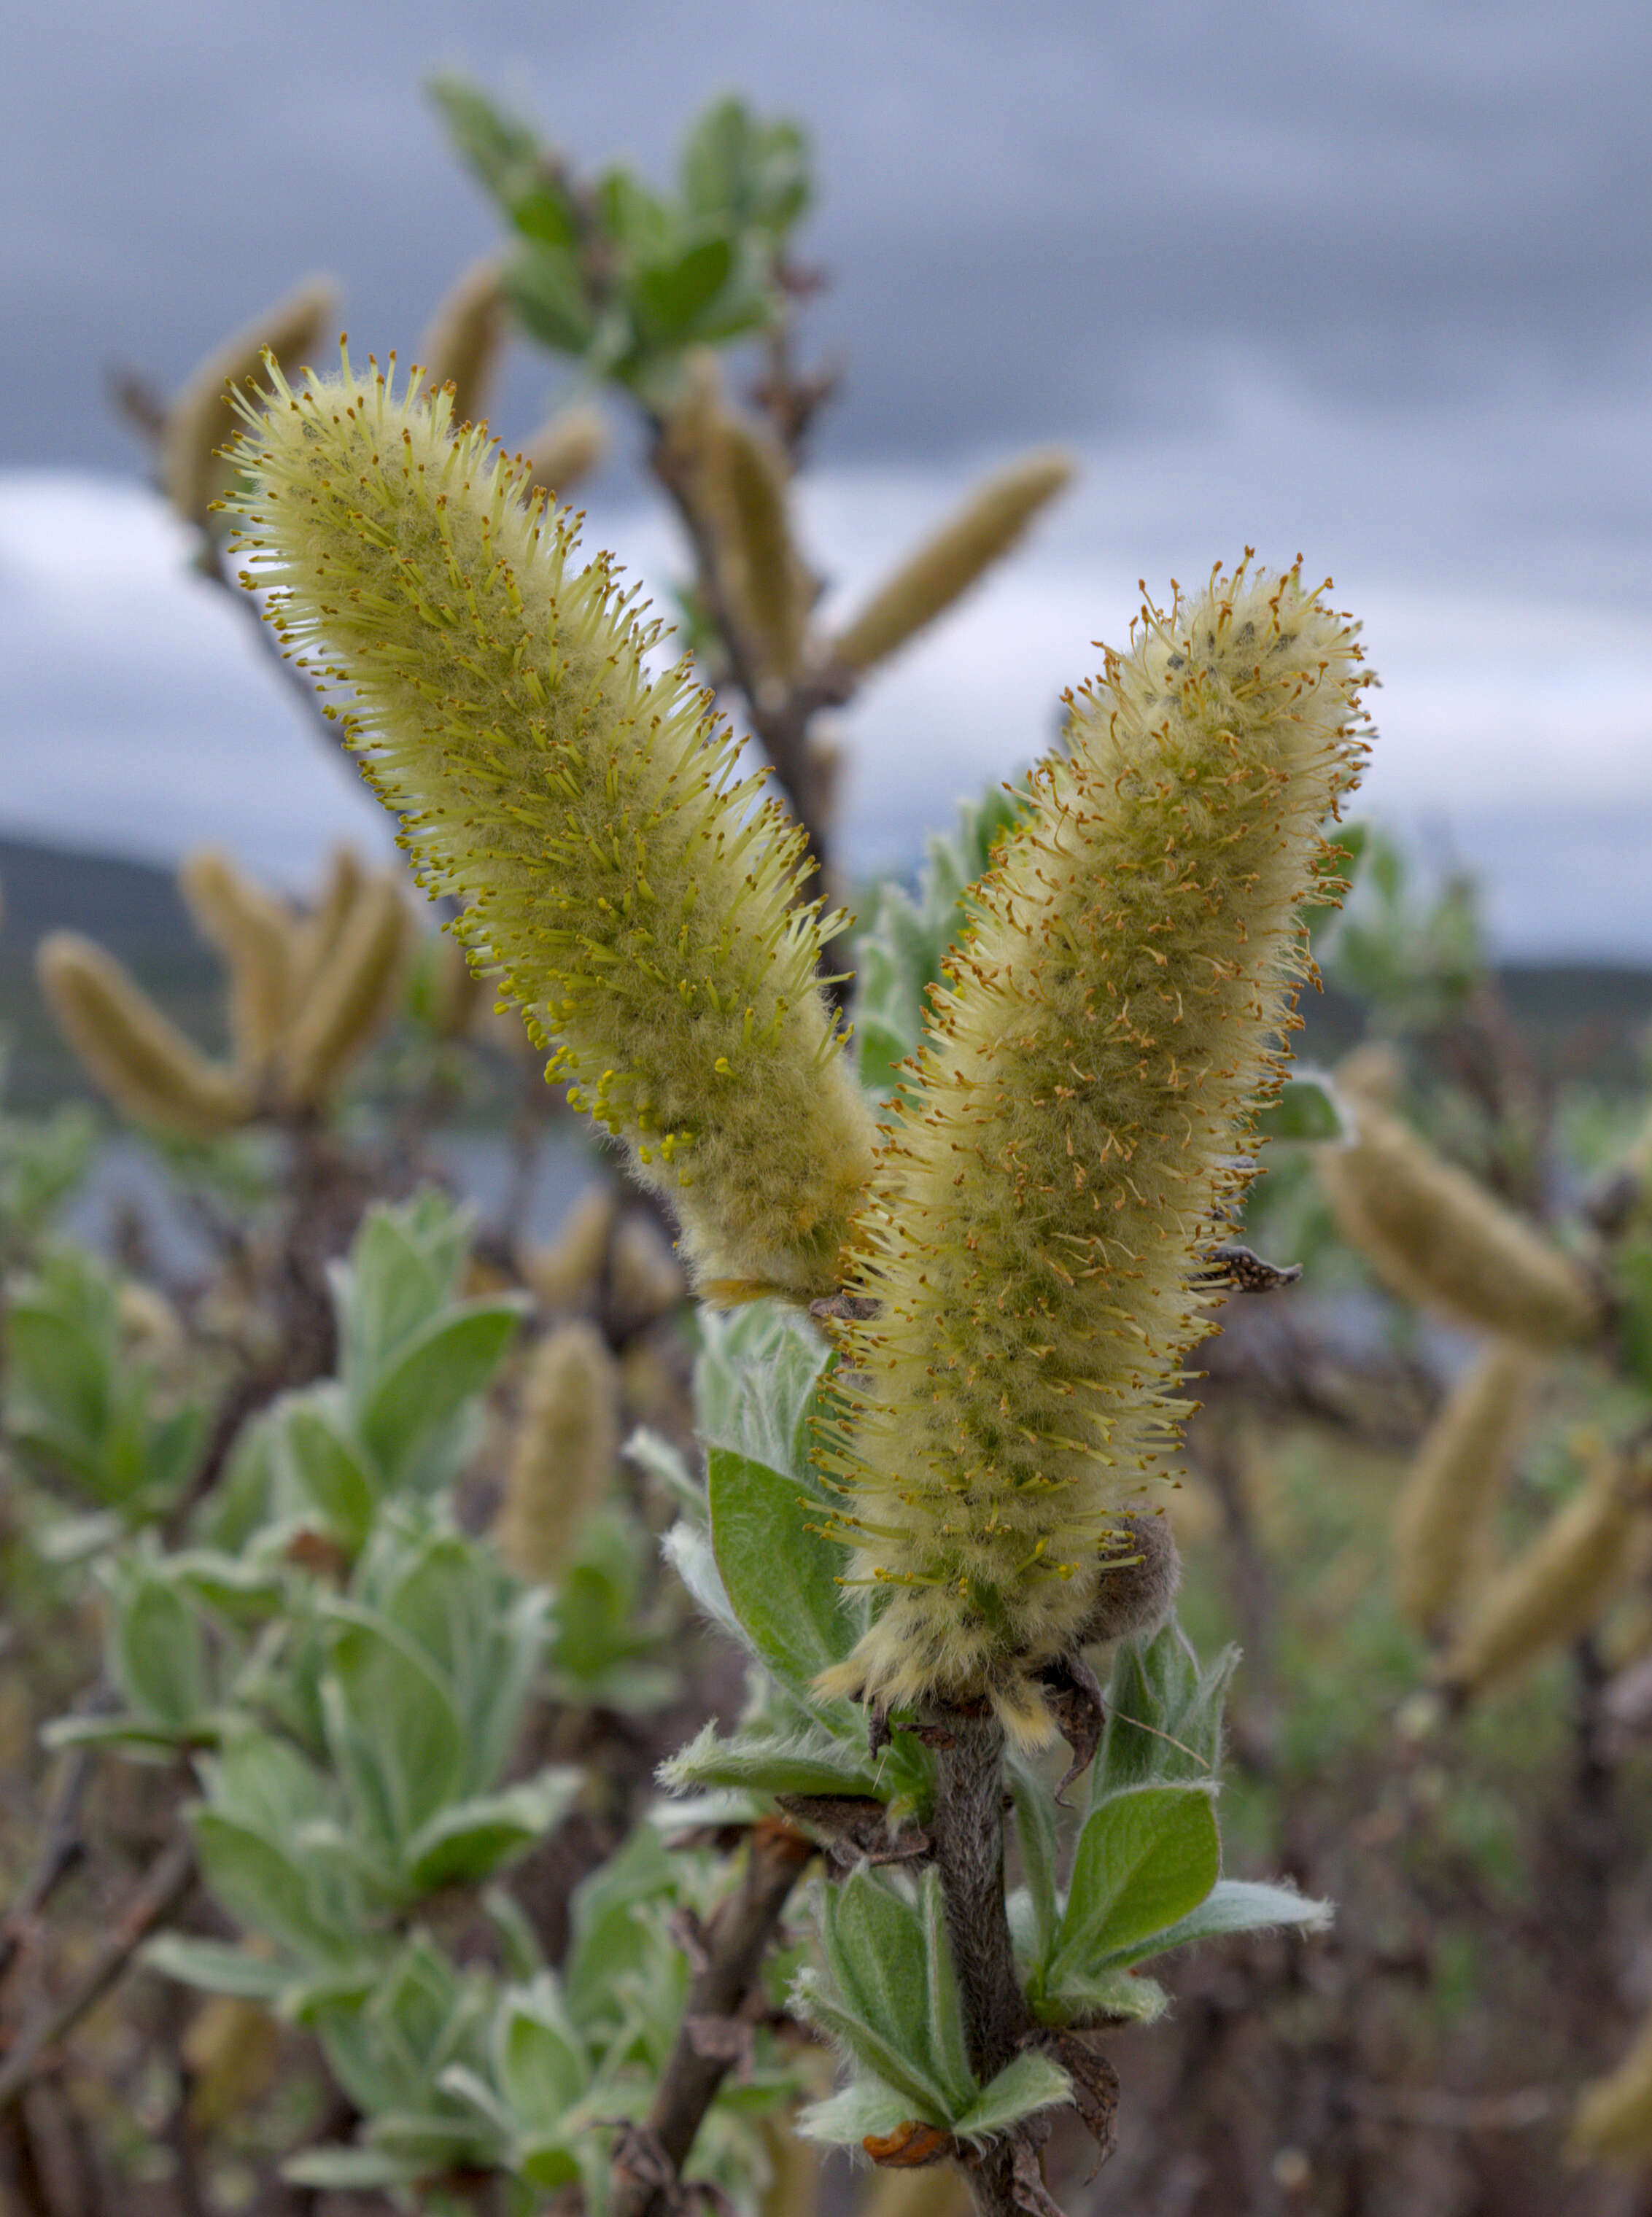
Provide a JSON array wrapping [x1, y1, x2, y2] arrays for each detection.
[[0, 1837, 194, 2115], [608, 1818, 814, 2217]]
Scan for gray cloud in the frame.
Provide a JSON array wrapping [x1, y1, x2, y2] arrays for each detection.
[[7, 0, 1652, 475]]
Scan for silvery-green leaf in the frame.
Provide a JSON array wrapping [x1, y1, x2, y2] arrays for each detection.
[[708, 1446, 855, 1690], [1050, 1785, 1219, 1987], [1103, 1877, 1333, 1968], [949, 2051, 1074, 2143], [795, 2073, 915, 2147]]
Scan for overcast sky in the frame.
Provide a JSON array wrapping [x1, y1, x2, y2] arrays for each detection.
[[6, 0, 1652, 955]]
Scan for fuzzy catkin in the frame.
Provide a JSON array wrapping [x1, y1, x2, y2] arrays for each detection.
[[520, 405, 608, 501], [416, 257, 505, 426], [1437, 1447, 1652, 1698], [225, 349, 877, 1299], [1392, 1342, 1535, 1632], [495, 1321, 621, 1583], [1572, 2011, 1652, 2163], [177, 850, 294, 1079], [288, 845, 364, 1003], [521, 1187, 618, 1312], [276, 872, 411, 1108], [827, 451, 1074, 675], [37, 933, 251, 1138], [817, 562, 1371, 1737], [709, 410, 810, 681], [1319, 1092, 1602, 1351], [160, 278, 339, 531]]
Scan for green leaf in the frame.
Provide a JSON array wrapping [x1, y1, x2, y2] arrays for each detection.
[[190, 1812, 351, 1965], [282, 2147, 427, 2189], [356, 1298, 525, 1491], [634, 233, 735, 341], [708, 1447, 854, 1690], [505, 244, 600, 356], [694, 1302, 831, 1486], [1093, 1619, 1233, 1800], [142, 1934, 291, 1999], [403, 1771, 582, 1891], [111, 1566, 209, 1731], [323, 1607, 468, 1845], [853, 784, 1031, 1093], [1103, 1877, 1333, 1968], [820, 1871, 934, 2072], [1254, 1069, 1351, 1145], [282, 1399, 378, 1550], [659, 1720, 878, 1802], [1050, 1786, 1219, 1986], [950, 2050, 1073, 2143], [796, 2072, 916, 2147], [492, 1978, 589, 2123], [1010, 1763, 1060, 1970], [791, 1971, 950, 2119]]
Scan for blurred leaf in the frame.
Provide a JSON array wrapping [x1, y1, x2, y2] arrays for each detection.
[[635, 232, 735, 342], [505, 244, 600, 356], [403, 1770, 582, 1891], [1255, 1069, 1352, 1145], [356, 1297, 525, 1491]]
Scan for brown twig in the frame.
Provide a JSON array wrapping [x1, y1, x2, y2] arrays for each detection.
[[608, 1818, 813, 2217], [0, 1836, 195, 2116], [928, 1712, 1047, 2217], [0, 1747, 100, 1992]]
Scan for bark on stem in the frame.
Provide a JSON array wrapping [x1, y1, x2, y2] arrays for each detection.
[[929, 1712, 1044, 2217], [608, 1817, 814, 2217]]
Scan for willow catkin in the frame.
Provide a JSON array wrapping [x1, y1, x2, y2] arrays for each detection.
[[37, 932, 251, 1138], [610, 1209, 688, 1326], [417, 257, 506, 426], [520, 405, 608, 501], [817, 560, 1372, 1739], [1319, 1090, 1603, 1352], [826, 451, 1075, 675], [519, 1187, 618, 1312], [495, 1321, 622, 1584], [160, 277, 339, 531], [276, 872, 412, 1108], [225, 347, 877, 1300], [287, 845, 364, 1003], [182, 1995, 282, 2131], [428, 933, 488, 1040], [1570, 2010, 1652, 2164], [177, 849, 294, 1080], [1437, 1445, 1652, 1698], [711, 409, 811, 681], [1392, 1341, 1536, 1632]]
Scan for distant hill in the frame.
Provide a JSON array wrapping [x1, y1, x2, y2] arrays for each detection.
[[2, 833, 1651, 1112], [0, 835, 222, 1106]]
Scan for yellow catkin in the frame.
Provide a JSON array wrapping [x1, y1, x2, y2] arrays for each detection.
[[1570, 2008, 1652, 2164], [1392, 1342, 1536, 1632], [276, 873, 412, 1108], [429, 934, 489, 1040], [1320, 1090, 1603, 1352], [225, 348, 878, 1300], [177, 849, 294, 1080], [826, 451, 1075, 674], [861, 2166, 975, 2217], [710, 410, 811, 682], [817, 562, 1371, 1736], [519, 1187, 619, 1313], [1437, 1447, 1652, 1698], [287, 845, 365, 1003], [182, 1995, 282, 2130], [37, 932, 251, 1138], [610, 1210, 688, 1326], [520, 405, 608, 501], [495, 1321, 622, 1583], [160, 277, 339, 530], [416, 257, 506, 426]]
